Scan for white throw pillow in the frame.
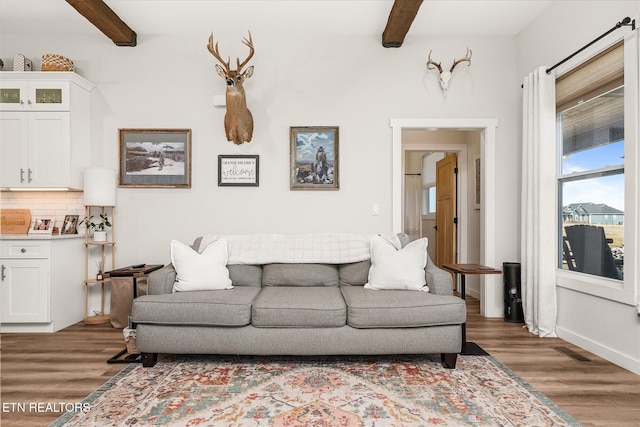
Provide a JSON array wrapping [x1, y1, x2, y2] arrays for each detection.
[[171, 239, 233, 292], [364, 236, 429, 291]]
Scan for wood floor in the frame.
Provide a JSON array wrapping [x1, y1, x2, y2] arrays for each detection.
[[1, 297, 639, 426]]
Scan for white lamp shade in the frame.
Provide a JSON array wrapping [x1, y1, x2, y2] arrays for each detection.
[[83, 167, 116, 206]]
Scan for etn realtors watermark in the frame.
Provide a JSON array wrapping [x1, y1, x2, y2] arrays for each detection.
[[2, 402, 90, 413]]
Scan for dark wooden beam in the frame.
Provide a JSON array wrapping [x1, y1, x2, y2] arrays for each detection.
[[382, 0, 423, 48], [66, 0, 137, 46]]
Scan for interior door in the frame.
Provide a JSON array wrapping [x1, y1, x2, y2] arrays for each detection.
[[435, 153, 457, 267]]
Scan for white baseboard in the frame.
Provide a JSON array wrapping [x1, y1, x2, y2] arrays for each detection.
[[466, 288, 481, 301], [556, 326, 640, 375]]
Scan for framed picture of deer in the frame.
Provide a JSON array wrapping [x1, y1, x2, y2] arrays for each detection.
[[118, 129, 192, 188], [290, 126, 339, 191]]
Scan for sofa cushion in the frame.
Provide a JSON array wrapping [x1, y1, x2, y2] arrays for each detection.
[[339, 260, 370, 286], [171, 239, 233, 292], [262, 264, 339, 287], [364, 236, 428, 291], [341, 286, 466, 328], [252, 287, 346, 327], [132, 287, 260, 326], [228, 264, 262, 287]]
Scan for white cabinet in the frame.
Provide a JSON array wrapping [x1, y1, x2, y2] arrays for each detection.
[[0, 76, 75, 111], [1, 237, 84, 332], [0, 72, 94, 189], [1, 258, 49, 323], [0, 112, 71, 187]]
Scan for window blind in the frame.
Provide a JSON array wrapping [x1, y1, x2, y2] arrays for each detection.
[[556, 41, 623, 113]]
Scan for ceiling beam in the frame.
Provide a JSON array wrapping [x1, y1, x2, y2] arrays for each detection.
[[66, 0, 137, 46], [382, 0, 423, 48]]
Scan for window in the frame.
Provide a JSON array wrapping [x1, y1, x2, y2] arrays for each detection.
[[422, 186, 436, 215], [557, 43, 624, 282]]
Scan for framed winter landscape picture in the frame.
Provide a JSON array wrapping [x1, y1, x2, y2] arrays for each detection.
[[290, 126, 339, 190], [118, 128, 192, 188]]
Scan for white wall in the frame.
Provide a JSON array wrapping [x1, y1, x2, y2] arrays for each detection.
[[517, 0, 640, 374], [1, 31, 519, 267]]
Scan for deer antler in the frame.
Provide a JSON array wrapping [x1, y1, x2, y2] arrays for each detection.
[[449, 48, 472, 73], [426, 50, 443, 73], [236, 30, 254, 72], [207, 33, 231, 72]]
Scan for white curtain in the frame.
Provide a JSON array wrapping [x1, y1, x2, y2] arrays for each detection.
[[404, 175, 421, 241], [521, 66, 558, 337]]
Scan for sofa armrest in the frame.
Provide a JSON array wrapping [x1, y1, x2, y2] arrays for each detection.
[[425, 255, 453, 295], [147, 264, 176, 295]]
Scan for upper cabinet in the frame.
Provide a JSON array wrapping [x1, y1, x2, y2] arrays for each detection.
[[0, 72, 94, 112], [0, 72, 95, 189]]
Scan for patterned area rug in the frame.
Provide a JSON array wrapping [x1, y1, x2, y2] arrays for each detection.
[[52, 354, 580, 426]]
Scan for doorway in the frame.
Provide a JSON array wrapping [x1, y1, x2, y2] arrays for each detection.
[[390, 118, 500, 317]]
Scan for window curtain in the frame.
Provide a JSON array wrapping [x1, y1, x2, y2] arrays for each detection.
[[521, 66, 558, 337], [404, 174, 421, 241]]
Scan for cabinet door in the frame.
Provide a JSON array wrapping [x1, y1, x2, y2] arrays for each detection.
[[28, 112, 70, 186], [1, 259, 50, 323], [0, 81, 28, 111], [0, 112, 29, 187], [27, 81, 70, 111]]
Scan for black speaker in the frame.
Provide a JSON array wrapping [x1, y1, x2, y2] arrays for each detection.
[[503, 262, 524, 323]]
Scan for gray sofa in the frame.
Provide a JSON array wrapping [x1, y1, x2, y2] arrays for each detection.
[[132, 234, 466, 368]]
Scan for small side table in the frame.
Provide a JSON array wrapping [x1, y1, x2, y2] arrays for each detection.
[[106, 264, 163, 364], [442, 263, 501, 355]]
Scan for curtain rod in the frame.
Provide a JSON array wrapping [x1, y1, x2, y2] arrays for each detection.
[[546, 16, 635, 74]]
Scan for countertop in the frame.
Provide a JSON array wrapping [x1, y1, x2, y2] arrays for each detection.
[[1, 234, 84, 241]]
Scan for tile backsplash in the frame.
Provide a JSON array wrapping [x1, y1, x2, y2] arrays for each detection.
[[1, 191, 85, 232]]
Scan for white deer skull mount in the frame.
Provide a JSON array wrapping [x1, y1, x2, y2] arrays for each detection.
[[426, 48, 472, 96]]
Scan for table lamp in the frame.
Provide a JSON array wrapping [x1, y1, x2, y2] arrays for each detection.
[[84, 167, 116, 206]]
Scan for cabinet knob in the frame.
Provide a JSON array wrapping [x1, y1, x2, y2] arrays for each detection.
[[21, 248, 26, 253]]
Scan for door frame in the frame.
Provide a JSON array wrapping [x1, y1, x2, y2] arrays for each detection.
[[390, 118, 500, 317]]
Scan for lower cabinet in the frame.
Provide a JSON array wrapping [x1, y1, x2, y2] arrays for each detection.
[[1, 258, 49, 323], [0, 237, 84, 332]]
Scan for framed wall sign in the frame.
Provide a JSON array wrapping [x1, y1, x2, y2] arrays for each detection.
[[118, 128, 192, 188], [218, 155, 259, 186], [290, 126, 339, 190]]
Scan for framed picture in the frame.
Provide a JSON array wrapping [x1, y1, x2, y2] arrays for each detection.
[[29, 218, 54, 235], [290, 126, 339, 190], [61, 214, 79, 235], [218, 155, 259, 187], [118, 128, 192, 188], [473, 155, 481, 210]]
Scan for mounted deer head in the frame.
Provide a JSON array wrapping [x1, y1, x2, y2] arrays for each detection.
[[426, 48, 472, 96], [207, 31, 255, 145]]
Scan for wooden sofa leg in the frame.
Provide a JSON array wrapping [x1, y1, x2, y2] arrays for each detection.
[[441, 353, 458, 369], [141, 352, 158, 367]]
